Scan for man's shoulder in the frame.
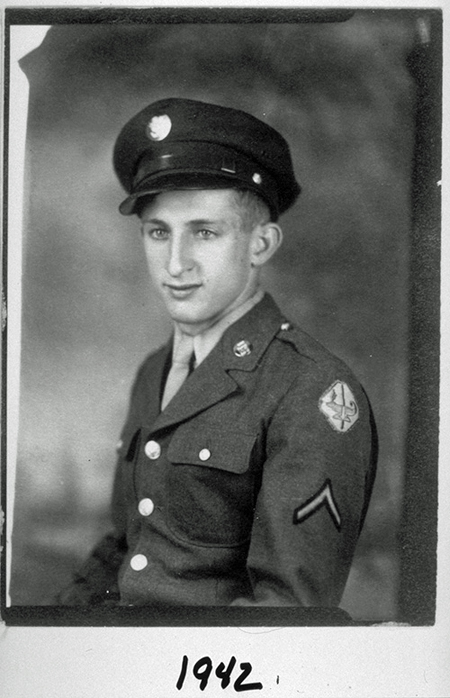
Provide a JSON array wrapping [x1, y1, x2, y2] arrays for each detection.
[[231, 293, 363, 384], [267, 316, 368, 406], [273, 320, 347, 371], [266, 320, 373, 437]]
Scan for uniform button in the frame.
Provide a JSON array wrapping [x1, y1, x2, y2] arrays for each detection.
[[280, 322, 291, 331], [138, 498, 154, 516], [199, 448, 211, 461], [145, 440, 161, 460], [130, 554, 148, 571]]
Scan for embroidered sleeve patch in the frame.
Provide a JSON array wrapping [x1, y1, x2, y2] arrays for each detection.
[[293, 479, 341, 531], [319, 380, 359, 433]]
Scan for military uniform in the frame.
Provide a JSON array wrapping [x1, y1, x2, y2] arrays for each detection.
[[58, 97, 377, 608], [60, 293, 376, 607]]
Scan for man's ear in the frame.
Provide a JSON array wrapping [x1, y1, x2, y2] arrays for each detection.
[[250, 223, 283, 267]]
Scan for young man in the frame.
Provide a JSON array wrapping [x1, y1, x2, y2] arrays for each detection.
[[59, 98, 377, 608]]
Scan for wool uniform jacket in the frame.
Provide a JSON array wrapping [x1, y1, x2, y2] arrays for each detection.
[[60, 294, 377, 608]]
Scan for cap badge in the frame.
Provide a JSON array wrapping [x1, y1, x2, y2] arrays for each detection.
[[252, 172, 262, 184], [233, 340, 252, 358], [146, 114, 172, 141], [319, 380, 359, 433]]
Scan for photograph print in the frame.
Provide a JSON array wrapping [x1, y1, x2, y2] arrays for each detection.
[[2, 6, 441, 627]]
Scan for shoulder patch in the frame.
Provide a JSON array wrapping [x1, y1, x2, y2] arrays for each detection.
[[319, 380, 359, 433]]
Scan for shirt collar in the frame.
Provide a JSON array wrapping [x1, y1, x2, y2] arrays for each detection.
[[173, 288, 265, 367]]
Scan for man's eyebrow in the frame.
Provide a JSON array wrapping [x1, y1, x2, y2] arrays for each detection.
[[142, 217, 227, 227], [188, 218, 223, 226], [141, 217, 167, 226]]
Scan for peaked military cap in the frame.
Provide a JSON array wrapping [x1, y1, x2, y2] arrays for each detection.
[[113, 97, 301, 219]]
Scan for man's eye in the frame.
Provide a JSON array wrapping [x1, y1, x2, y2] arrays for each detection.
[[148, 228, 169, 240], [196, 229, 215, 239]]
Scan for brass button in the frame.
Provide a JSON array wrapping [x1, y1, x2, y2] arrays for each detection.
[[138, 498, 154, 516], [144, 440, 161, 460], [199, 448, 211, 461], [130, 554, 148, 571]]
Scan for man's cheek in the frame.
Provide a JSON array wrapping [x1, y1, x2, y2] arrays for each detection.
[[147, 262, 163, 284]]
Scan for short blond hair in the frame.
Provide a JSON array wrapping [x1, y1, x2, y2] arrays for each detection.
[[136, 187, 272, 229], [231, 189, 272, 232]]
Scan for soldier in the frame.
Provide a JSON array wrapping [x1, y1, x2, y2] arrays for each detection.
[[59, 97, 377, 608]]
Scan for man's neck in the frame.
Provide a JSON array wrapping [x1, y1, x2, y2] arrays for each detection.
[[174, 283, 262, 338], [173, 287, 265, 367]]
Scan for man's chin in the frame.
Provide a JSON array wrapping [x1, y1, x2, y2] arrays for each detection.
[[165, 305, 208, 327], [165, 304, 223, 334]]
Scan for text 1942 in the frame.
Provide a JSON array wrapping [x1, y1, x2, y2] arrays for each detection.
[[176, 655, 263, 692]]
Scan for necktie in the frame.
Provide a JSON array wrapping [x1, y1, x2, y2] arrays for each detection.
[[161, 334, 195, 410]]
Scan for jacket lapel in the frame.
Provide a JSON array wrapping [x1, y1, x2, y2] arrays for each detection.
[[139, 342, 172, 428], [149, 293, 284, 434], [149, 343, 238, 433]]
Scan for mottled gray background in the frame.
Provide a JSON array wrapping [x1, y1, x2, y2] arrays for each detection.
[[10, 10, 422, 620]]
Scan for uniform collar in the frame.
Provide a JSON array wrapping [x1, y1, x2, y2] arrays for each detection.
[[219, 292, 285, 371], [148, 292, 284, 434], [176, 288, 265, 367], [170, 291, 287, 374]]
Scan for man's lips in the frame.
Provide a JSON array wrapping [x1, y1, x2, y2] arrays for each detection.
[[163, 282, 202, 297], [164, 283, 202, 290]]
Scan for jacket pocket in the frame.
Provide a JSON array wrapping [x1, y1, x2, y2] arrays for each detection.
[[167, 427, 255, 473], [166, 427, 257, 547]]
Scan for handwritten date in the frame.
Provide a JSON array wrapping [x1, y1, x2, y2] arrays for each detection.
[[176, 655, 263, 692]]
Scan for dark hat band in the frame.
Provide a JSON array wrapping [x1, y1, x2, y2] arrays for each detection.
[[120, 141, 279, 217]]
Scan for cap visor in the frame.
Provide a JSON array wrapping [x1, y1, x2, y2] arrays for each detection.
[[118, 170, 273, 216]]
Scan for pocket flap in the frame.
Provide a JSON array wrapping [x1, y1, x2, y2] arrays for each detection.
[[167, 427, 256, 474]]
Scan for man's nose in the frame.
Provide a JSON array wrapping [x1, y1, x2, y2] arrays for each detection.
[[167, 236, 194, 277]]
